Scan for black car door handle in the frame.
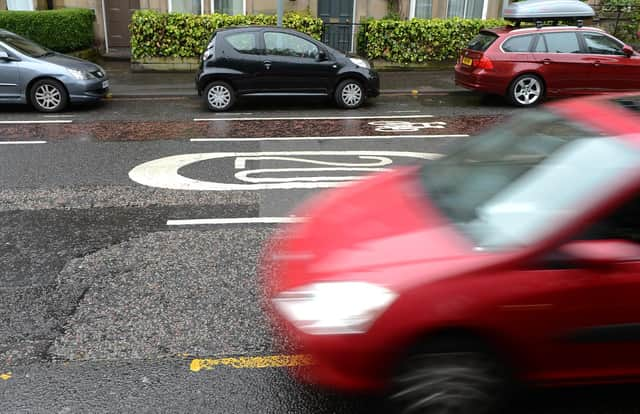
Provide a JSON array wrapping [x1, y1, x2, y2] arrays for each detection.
[[263, 61, 272, 70]]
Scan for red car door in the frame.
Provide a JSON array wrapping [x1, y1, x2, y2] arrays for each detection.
[[564, 193, 640, 380], [581, 31, 640, 91], [492, 264, 622, 384], [534, 31, 593, 95], [488, 191, 640, 384]]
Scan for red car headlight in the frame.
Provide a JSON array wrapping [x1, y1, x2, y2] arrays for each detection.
[[272, 281, 397, 335]]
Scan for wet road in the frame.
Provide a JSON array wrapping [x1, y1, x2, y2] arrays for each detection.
[[2, 94, 640, 413]]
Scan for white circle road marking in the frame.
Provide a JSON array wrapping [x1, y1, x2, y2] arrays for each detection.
[[128, 151, 443, 191]]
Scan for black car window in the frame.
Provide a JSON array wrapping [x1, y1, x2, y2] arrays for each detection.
[[578, 193, 640, 243], [502, 35, 533, 52], [582, 32, 625, 56], [224, 32, 259, 54], [543, 32, 581, 54], [467, 32, 498, 51], [264, 32, 319, 59]]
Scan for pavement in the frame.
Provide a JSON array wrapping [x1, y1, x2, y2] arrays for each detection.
[[101, 61, 462, 98]]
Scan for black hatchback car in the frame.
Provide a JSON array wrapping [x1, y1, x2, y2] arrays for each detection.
[[196, 26, 380, 111]]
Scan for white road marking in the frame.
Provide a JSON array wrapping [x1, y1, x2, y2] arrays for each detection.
[[370, 121, 447, 132], [0, 141, 47, 145], [129, 150, 442, 191], [193, 114, 433, 122], [0, 120, 72, 124], [190, 134, 468, 142], [167, 217, 304, 226]]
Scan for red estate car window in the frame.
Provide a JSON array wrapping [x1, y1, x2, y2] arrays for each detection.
[[502, 35, 534, 52], [583, 32, 625, 55], [542, 32, 581, 54], [467, 32, 498, 51]]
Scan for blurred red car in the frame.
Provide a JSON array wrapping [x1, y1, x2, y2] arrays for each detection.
[[263, 93, 640, 413], [455, 26, 640, 106]]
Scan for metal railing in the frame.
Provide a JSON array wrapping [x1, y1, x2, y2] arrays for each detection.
[[321, 22, 367, 54]]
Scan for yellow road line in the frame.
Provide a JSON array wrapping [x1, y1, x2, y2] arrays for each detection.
[[1, 372, 12, 381], [190, 355, 312, 373]]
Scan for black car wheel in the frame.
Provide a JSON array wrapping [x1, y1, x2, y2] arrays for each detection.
[[335, 79, 364, 109], [30, 79, 68, 113], [205, 81, 235, 112], [390, 338, 508, 414], [508, 74, 544, 107]]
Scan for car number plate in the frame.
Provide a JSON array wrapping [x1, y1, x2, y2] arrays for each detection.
[[462, 57, 473, 66], [102, 80, 109, 89]]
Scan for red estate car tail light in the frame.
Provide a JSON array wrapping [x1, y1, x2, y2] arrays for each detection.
[[475, 56, 494, 70]]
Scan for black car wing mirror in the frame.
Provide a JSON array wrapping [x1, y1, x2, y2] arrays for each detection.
[[317, 50, 328, 61]]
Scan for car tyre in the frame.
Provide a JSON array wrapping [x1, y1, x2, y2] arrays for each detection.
[[508, 74, 544, 107], [204, 81, 235, 112], [335, 79, 365, 109], [389, 337, 509, 414], [30, 79, 68, 113]]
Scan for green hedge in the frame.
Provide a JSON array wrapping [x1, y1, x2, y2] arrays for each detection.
[[361, 17, 507, 63], [130, 10, 324, 60], [0, 8, 95, 53]]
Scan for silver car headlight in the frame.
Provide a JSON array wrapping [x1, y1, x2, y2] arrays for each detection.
[[349, 57, 370, 69], [273, 281, 397, 335], [67, 68, 93, 80]]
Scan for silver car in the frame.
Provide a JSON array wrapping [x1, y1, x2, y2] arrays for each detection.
[[0, 29, 109, 112]]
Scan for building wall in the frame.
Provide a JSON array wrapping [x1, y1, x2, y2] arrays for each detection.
[[0, 0, 6, 9], [400, 0, 505, 19], [54, 0, 104, 49], [487, 0, 503, 18], [247, 0, 311, 15]]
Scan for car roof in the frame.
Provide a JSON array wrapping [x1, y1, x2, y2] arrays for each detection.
[[485, 25, 606, 36]]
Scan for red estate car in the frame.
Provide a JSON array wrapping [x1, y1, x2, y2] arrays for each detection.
[[455, 25, 640, 106], [263, 94, 640, 413]]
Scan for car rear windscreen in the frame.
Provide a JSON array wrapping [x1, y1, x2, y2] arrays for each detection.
[[467, 32, 498, 51]]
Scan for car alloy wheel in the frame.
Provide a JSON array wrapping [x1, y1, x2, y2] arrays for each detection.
[[205, 81, 235, 112], [336, 79, 364, 109], [30, 79, 68, 113], [509, 74, 544, 107], [390, 344, 506, 414]]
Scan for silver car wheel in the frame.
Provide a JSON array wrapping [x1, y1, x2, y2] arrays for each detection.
[[341, 82, 363, 107], [207, 85, 231, 110], [513, 77, 541, 106], [34, 84, 62, 110]]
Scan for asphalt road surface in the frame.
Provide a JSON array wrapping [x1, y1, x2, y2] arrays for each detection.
[[2, 94, 640, 413]]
